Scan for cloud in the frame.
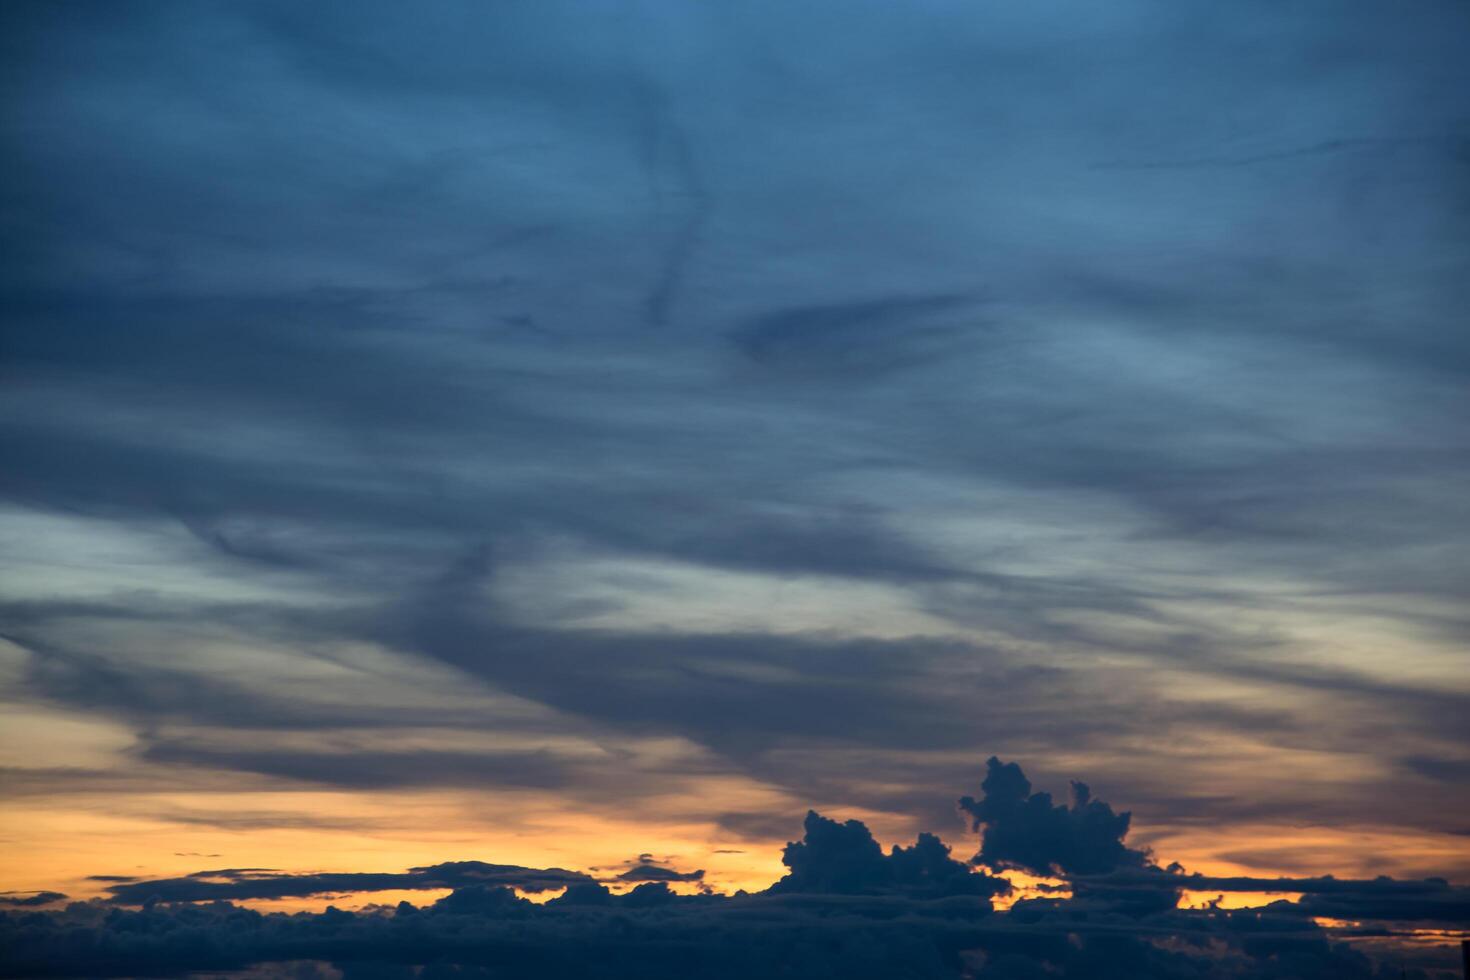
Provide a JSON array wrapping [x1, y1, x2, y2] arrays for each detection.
[[960, 757, 1151, 876], [138, 741, 574, 791], [1258, 879, 1470, 926], [610, 855, 705, 885], [0, 892, 65, 908], [769, 810, 1009, 901], [3, 0, 1470, 944], [7, 758, 1469, 977], [730, 294, 980, 377], [102, 863, 593, 905], [2, 883, 1453, 979]]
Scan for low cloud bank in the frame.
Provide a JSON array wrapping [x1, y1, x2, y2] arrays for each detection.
[[3, 759, 1465, 979], [101, 863, 593, 905]]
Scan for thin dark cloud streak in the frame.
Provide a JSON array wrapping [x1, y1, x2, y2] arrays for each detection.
[[3, 576, 1468, 842], [1090, 135, 1450, 171], [631, 75, 711, 328], [102, 862, 594, 905]]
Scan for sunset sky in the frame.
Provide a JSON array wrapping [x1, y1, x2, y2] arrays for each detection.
[[2, 2, 1468, 977]]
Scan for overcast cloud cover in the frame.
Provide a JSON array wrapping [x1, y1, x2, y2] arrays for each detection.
[[2, 0, 1469, 976]]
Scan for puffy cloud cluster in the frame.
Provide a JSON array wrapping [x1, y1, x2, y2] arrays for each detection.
[[769, 811, 1009, 900], [4, 760, 1466, 979], [960, 756, 1151, 876]]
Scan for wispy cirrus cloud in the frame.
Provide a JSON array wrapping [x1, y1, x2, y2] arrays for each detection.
[[2, 0, 1468, 933]]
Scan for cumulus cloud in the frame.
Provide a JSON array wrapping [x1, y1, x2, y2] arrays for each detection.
[[770, 811, 1008, 900], [960, 756, 1150, 876], [8, 759, 1463, 978]]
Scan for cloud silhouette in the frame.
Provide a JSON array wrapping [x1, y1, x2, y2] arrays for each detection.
[[770, 811, 1008, 900], [960, 756, 1150, 876], [10, 760, 1463, 978], [102, 863, 593, 905], [611, 855, 706, 884], [0, 892, 65, 908], [3, 879, 1456, 979]]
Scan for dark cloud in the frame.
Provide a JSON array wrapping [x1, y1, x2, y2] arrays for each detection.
[[138, 741, 573, 791], [428, 885, 530, 917], [3, 877, 1460, 979], [730, 294, 980, 377], [0, 892, 65, 908], [610, 856, 705, 885], [1402, 756, 1470, 785], [767, 811, 899, 896], [770, 811, 1009, 901], [714, 809, 805, 842], [6, 587, 1469, 852], [1255, 880, 1470, 927], [7, 759, 1469, 977], [960, 757, 1151, 876], [0, 895, 995, 980], [102, 863, 592, 905]]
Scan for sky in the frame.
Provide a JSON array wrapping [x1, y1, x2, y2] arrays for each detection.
[[1, 1, 1468, 976]]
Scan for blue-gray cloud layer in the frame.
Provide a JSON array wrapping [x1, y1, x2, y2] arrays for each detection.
[[2, 0, 1468, 872]]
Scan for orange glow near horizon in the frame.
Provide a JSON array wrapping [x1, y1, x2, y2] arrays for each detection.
[[4, 751, 1467, 923], [1178, 890, 1302, 911], [0, 784, 793, 909], [4, 783, 1467, 914], [988, 869, 1071, 910]]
